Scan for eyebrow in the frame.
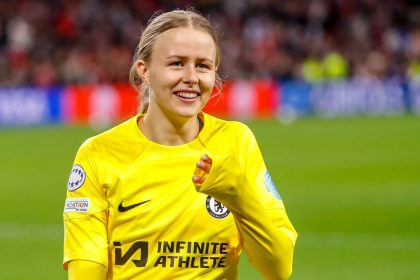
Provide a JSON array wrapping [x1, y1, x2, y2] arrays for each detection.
[[166, 55, 214, 64]]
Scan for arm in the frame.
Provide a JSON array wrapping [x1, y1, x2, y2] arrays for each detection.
[[63, 140, 109, 273], [223, 172, 296, 280], [68, 260, 107, 280], [193, 130, 297, 279]]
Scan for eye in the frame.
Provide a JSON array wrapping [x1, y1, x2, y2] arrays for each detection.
[[169, 61, 183, 67], [196, 63, 212, 70]]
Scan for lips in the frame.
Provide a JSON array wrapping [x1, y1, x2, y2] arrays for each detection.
[[173, 90, 201, 100]]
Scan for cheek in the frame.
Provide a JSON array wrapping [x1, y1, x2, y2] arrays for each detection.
[[200, 74, 216, 92], [149, 70, 178, 90]]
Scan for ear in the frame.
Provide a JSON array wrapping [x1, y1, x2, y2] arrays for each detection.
[[136, 60, 149, 83]]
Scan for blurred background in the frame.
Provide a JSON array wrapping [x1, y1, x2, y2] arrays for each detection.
[[1, 0, 420, 85], [0, 0, 419, 279]]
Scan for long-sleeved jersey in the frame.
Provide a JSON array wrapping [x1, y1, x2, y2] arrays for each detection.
[[63, 112, 297, 279]]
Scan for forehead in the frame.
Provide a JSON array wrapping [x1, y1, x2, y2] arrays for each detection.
[[151, 27, 217, 61]]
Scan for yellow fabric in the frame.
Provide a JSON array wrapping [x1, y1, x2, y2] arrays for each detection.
[[301, 57, 324, 83], [408, 60, 420, 80], [323, 51, 348, 80], [63, 112, 297, 279], [68, 260, 107, 280]]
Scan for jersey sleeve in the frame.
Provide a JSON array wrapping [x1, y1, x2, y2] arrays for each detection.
[[240, 125, 298, 245], [68, 260, 107, 280], [195, 123, 297, 280], [63, 139, 109, 270]]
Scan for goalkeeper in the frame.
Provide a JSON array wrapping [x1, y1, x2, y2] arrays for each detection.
[[63, 8, 297, 280]]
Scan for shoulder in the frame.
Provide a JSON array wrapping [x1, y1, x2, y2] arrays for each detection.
[[78, 115, 145, 156], [199, 113, 256, 150], [202, 113, 253, 137]]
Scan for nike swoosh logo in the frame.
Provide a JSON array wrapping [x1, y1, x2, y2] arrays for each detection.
[[118, 200, 151, 212]]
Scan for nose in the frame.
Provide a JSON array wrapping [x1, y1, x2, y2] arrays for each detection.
[[182, 64, 198, 85]]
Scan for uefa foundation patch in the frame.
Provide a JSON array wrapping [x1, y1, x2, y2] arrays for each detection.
[[206, 196, 230, 219], [67, 164, 86, 191], [64, 198, 90, 212]]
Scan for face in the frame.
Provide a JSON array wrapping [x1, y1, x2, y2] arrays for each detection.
[[137, 27, 217, 120]]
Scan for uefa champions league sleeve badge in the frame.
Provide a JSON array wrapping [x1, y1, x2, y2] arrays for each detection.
[[67, 164, 86, 191]]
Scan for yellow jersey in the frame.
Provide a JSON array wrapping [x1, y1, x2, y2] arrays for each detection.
[[63, 112, 297, 280]]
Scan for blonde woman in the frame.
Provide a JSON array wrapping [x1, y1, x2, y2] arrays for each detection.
[[63, 9, 297, 280]]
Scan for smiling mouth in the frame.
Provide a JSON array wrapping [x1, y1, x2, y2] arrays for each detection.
[[174, 91, 201, 99]]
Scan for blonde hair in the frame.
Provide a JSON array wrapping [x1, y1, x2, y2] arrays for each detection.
[[129, 9, 222, 114]]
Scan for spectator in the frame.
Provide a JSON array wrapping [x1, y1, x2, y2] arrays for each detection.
[[0, 0, 419, 86]]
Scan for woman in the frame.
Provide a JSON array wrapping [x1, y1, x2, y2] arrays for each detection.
[[63, 9, 297, 280]]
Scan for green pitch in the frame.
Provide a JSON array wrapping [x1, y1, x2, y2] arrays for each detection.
[[0, 115, 419, 280]]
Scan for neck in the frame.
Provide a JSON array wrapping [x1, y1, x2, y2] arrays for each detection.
[[138, 111, 201, 146]]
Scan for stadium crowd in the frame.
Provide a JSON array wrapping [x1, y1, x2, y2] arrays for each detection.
[[1, 0, 420, 86]]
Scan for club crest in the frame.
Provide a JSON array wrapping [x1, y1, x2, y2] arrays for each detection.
[[206, 196, 230, 219]]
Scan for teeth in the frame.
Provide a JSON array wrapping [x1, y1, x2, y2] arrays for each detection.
[[175, 92, 198, 99]]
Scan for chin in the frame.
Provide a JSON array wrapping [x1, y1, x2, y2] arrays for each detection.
[[174, 107, 202, 118]]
